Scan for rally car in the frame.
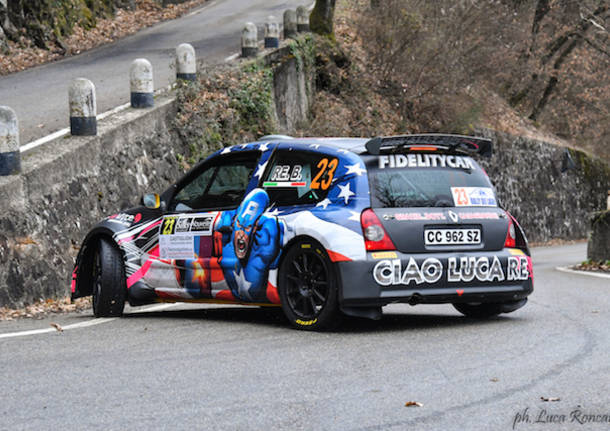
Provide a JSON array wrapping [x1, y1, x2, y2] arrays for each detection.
[[71, 134, 533, 330]]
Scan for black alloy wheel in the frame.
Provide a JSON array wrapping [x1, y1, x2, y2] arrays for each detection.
[[278, 240, 340, 330]]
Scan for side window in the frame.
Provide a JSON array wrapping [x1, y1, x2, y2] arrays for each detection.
[[262, 150, 338, 206], [170, 153, 259, 211]]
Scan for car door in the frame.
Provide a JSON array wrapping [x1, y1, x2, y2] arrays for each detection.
[[151, 150, 264, 300]]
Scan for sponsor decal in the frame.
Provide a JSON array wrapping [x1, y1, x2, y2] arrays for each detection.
[[373, 258, 443, 286], [373, 255, 530, 286], [159, 235, 195, 259], [159, 213, 219, 259], [378, 154, 476, 170], [190, 215, 215, 234], [107, 213, 136, 226], [371, 251, 398, 259], [174, 217, 192, 233], [388, 212, 447, 221], [296, 318, 318, 326], [388, 211, 500, 222], [448, 256, 505, 282], [506, 256, 530, 281], [451, 187, 497, 207], [457, 211, 500, 220], [269, 164, 303, 182]]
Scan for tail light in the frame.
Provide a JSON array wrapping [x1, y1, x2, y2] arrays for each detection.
[[504, 212, 516, 248], [361, 209, 396, 251]]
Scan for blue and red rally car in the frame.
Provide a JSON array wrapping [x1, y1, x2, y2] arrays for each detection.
[[72, 134, 533, 330]]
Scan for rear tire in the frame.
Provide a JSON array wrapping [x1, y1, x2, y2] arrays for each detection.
[[278, 240, 341, 331], [452, 302, 503, 318], [92, 238, 126, 317]]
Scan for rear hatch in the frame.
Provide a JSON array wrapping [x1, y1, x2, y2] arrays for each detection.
[[365, 153, 509, 254]]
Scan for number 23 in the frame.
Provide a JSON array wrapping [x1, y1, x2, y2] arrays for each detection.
[[311, 158, 338, 190]]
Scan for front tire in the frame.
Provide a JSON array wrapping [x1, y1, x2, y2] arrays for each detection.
[[278, 240, 341, 330], [92, 238, 126, 317]]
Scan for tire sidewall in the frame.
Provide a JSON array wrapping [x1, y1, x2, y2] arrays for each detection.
[[92, 237, 127, 317], [278, 239, 340, 330]]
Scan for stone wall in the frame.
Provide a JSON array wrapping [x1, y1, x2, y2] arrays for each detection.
[[0, 96, 185, 307], [477, 129, 610, 243]]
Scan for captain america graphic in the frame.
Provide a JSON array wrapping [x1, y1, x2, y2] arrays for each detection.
[[217, 188, 284, 301]]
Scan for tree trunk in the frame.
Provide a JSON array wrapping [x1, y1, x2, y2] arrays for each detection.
[[310, 0, 336, 37]]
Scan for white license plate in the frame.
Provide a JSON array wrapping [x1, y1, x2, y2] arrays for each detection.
[[424, 228, 481, 245]]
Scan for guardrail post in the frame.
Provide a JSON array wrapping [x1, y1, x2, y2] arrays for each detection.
[[176, 43, 197, 81], [265, 16, 280, 48], [241, 22, 258, 57], [297, 6, 310, 32], [283, 9, 297, 39], [69, 78, 97, 136], [130, 58, 154, 108], [0, 106, 20, 176]]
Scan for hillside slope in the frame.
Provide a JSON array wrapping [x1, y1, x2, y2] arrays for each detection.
[[297, 0, 609, 162]]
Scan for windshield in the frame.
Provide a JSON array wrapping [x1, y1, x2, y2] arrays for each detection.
[[368, 156, 496, 208]]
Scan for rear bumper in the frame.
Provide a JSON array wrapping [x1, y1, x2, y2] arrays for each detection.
[[336, 248, 533, 308]]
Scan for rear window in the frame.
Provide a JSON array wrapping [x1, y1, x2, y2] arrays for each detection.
[[368, 154, 496, 208]]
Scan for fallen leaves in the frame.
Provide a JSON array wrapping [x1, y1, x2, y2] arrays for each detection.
[[540, 396, 561, 402], [0, 0, 209, 76], [50, 322, 64, 332], [404, 401, 424, 407], [0, 297, 91, 321], [574, 260, 610, 273]]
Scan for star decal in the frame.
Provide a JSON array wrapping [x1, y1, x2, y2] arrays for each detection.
[[254, 161, 268, 179], [345, 163, 366, 176], [234, 268, 252, 300], [337, 183, 355, 204], [258, 142, 270, 152], [348, 211, 360, 222], [316, 198, 331, 210], [265, 207, 282, 217], [309, 144, 320, 149], [220, 147, 232, 155]]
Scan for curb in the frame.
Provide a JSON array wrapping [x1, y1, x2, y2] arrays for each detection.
[[555, 266, 610, 280]]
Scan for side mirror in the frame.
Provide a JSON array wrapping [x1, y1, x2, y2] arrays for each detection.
[[142, 193, 161, 209]]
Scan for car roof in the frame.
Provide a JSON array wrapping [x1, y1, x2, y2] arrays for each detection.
[[256, 137, 370, 154]]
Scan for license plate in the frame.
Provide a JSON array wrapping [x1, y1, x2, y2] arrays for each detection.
[[424, 228, 481, 245]]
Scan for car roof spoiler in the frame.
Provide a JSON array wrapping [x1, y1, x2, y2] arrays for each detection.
[[364, 134, 493, 157]]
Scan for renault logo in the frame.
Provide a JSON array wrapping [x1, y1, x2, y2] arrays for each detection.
[[448, 210, 459, 223]]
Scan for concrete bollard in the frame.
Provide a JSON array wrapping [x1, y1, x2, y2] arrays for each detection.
[[264, 16, 280, 48], [69, 78, 97, 136], [283, 9, 298, 39], [0, 106, 20, 176], [176, 43, 196, 81], [241, 22, 258, 58], [130, 58, 154, 108], [297, 6, 310, 32]]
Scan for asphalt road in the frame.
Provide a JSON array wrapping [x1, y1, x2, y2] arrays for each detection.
[[0, 242, 608, 430], [0, 0, 309, 145]]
